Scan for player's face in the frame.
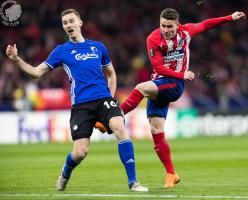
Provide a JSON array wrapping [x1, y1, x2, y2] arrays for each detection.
[[160, 18, 178, 40], [62, 13, 83, 40]]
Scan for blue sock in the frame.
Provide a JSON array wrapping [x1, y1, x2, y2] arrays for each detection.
[[118, 139, 137, 186], [62, 152, 80, 179]]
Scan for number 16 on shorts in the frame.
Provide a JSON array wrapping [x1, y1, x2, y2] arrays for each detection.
[[104, 100, 118, 109]]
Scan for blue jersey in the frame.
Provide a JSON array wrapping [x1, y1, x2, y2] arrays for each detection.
[[44, 39, 112, 105]]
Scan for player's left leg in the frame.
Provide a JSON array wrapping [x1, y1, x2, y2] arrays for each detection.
[[148, 116, 180, 188], [146, 77, 184, 189], [109, 116, 148, 192], [97, 97, 148, 191]]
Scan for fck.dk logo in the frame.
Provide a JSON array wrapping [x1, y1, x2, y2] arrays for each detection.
[[0, 0, 22, 26]]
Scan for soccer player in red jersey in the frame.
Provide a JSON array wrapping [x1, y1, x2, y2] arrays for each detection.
[[96, 8, 246, 188]]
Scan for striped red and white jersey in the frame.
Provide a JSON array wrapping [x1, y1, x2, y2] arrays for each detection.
[[146, 15, 233, 80]]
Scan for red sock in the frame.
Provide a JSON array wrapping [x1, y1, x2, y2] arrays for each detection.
[[120, 89, 144, 114], [152, 132, 175, 174]]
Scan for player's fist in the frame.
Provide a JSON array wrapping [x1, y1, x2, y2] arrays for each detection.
[[232, 11, 246, 21], [6, 44, 18, 60], [184, 71, 195, 81]]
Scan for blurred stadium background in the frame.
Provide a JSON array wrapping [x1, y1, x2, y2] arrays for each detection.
[[0, 0, 248, 199], [0, 0, 247, 143]]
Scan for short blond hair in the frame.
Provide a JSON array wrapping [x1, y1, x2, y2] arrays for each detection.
[[61, 9, 81, 19]]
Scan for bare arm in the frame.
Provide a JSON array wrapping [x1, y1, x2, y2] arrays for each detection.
[[6, 44, 50, 78], [102, 63, 117, 97]]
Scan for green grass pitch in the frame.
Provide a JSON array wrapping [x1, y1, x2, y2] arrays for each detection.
[[0, 136, 248, 200]]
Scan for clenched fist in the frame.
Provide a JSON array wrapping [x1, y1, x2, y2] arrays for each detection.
[[232, 11, 246, 21], [6, 44, 18, 61], [184, 71, 195, 81]]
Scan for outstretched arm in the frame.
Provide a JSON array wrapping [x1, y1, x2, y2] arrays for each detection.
[[6, 44, 50, 78], [185, 11, 246, 37]]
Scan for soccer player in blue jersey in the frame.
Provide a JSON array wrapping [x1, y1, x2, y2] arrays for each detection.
[[6, 8, 148, 192]]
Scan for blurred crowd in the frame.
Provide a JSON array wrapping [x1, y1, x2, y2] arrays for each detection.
[[0, 0, 247, 113]]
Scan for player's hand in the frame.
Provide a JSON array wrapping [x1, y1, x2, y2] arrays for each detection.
[[184, 71, 195, 81], [6, 44, 18, 61], [232, 12, 246, 21]]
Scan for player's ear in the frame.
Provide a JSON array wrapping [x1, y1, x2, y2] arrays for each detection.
[[176, 20, 179, 28], [79, 19, 83, 27]]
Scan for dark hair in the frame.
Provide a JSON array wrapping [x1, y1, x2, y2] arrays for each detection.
[[160, 8, 179, 20], [61, 9, 81, 19]]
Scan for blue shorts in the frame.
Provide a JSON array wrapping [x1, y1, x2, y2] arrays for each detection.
[[146, 77, 185, 118]]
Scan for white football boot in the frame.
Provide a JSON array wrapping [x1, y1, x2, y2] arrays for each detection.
[[56, 173, 69, 191], [129, 182, 149, 192]]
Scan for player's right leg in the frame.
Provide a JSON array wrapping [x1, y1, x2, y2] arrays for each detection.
[[56, 138, 90, 191], [120, 80, 158, 114], [56, 141, 90, 191], [56, 104, 94, 191]]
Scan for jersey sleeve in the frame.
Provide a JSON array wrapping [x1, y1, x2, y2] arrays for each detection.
[[44, 46, 62, 69], [146, 37, 184, 79], [98, 43, 112, 67], [183, 15, 233, 37]]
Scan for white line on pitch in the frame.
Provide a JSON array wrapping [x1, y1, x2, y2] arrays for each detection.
[[1, 193, 248, 199]]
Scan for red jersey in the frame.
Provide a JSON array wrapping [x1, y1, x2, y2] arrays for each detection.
[[147, 15, 233, 80]]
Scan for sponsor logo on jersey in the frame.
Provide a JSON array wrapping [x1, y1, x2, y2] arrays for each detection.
[[164, 49, 184, 62], [75, 53, 99, 60]]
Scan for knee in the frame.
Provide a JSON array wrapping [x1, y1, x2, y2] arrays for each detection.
[[135, 83, 146, 94], [112, 125, 128, 141], [109, 116, 124, 133], [109, 117, 129, 141], [150, 124, 164, 134], [73, 146, 89, 161], [112, 125, 123, 135]]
